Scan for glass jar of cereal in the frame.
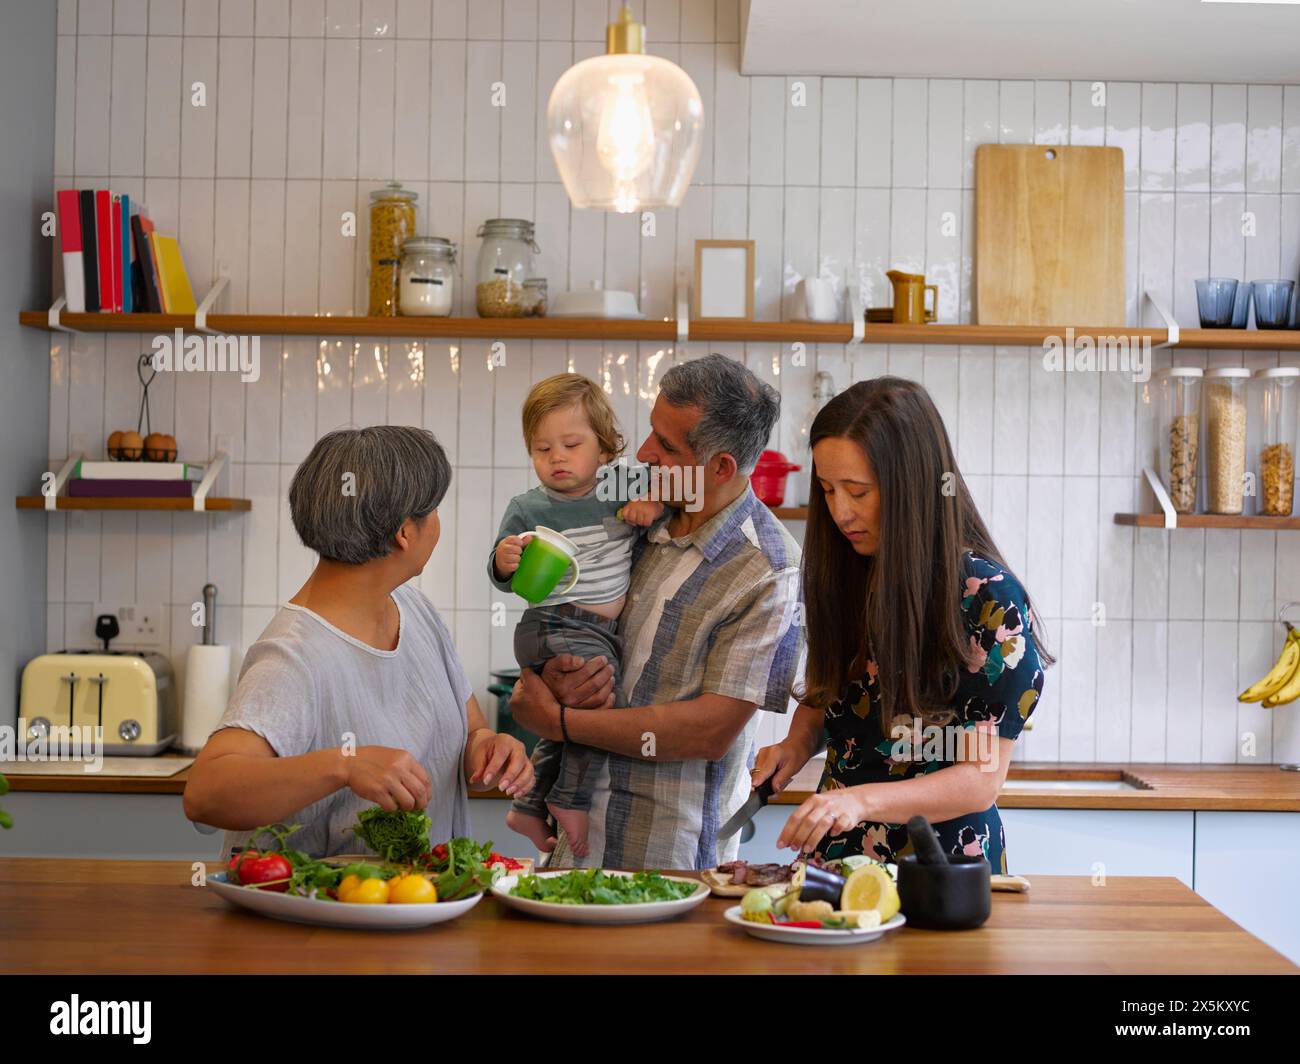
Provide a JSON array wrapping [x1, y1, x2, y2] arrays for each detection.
[[1253, 367, 1299, 517], [1204, 366, 1250, 515]]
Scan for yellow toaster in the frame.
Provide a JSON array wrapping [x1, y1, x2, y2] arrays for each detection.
[[19, 651, 178, 755]]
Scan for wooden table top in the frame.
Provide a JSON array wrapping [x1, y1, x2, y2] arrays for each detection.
[[0, 859, 1293, 974], [8, 757, 1300, 811]]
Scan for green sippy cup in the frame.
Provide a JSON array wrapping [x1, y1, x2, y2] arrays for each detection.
[[510, 526, 581, 604]]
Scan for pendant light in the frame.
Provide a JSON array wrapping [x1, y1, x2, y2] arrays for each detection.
[[547, 4, 704, 213]]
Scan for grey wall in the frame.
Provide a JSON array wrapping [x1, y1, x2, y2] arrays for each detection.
[[0, 0, 56, 725]]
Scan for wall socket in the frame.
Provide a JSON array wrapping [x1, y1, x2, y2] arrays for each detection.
[[92, 603, 164, 648]]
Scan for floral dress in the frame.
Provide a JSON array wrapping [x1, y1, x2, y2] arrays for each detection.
[[814, 552, 1044, 874]]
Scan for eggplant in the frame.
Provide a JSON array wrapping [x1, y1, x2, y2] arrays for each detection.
[[797, 861, 847, 907]]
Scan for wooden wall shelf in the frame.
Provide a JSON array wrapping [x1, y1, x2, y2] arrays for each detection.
[[1114, 513, 1300, 529], [17, 496, 251, 512], [20, 311, 1300, 350]]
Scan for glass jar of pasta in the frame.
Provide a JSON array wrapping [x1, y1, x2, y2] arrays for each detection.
[[1253, 367, 1299, 516], [368, 182, 418, 317], [475, 218, 539, 317], [1155, 366, 1203, 514]]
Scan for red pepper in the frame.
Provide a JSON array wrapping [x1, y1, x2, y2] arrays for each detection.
[[487, 852, 523, 870], [780, 921, 829, 929]]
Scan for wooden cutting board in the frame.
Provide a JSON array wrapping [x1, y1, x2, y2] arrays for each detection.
[[975, 144, 1125, 326]]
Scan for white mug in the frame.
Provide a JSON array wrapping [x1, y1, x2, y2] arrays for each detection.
[[796, 277, 838, 322]]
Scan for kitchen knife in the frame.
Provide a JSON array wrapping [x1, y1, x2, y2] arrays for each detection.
[[718, 779, 776, 840]]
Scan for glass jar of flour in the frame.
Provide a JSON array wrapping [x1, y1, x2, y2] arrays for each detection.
[[399, 237, 456, 316]]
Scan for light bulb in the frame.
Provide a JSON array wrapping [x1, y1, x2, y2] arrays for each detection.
[[595, 73, 655, 182]]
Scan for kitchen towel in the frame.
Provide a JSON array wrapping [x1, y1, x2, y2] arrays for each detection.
[[181, 643, 232, 754]]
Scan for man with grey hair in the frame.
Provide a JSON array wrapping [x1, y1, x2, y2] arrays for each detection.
[[511, 354, 803, 870], [184, 426, 534, 859]]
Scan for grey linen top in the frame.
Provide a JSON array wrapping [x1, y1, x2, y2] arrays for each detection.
[[214, 582, 472, 859]]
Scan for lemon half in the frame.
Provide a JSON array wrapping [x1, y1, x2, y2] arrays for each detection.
[[841, 864, 900, 922]]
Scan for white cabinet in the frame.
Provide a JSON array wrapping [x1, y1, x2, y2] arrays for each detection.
[[998, 808, 1195, 885], [1193, 812, 1300, 966]]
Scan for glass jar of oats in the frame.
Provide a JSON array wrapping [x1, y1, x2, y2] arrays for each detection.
[[1156, 367, 1203, 515], [1204, 367, 1251, 515], [1253, 367, 1299, 517], [368, 182, 418, 317], [474, 218, 539, 317]]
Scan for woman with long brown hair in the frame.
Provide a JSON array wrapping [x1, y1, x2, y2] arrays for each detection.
[[752, 377, 1052, 872]]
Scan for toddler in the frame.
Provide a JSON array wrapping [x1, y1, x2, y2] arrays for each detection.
[[491, 373, 661, 856]]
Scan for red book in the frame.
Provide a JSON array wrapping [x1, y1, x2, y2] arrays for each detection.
[[111, 194, 124, 312], [55, 190, 85, 313], [95, 190, 114, 313]]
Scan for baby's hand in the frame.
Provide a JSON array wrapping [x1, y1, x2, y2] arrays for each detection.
[[620, 500, 665, 527], [494, 535, 527, 577]]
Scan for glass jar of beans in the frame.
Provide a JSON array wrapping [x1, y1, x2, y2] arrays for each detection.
[[1155, 367, 1203, 514], [1204, 367, 1251, 515], [1253, 367, 1299, 517], [474, 219, 539, 317]]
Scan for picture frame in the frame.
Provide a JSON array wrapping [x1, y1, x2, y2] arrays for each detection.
[[693, 239, 755, 321]]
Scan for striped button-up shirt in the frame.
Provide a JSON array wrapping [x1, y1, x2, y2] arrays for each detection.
[[547, 484, 803, 871]]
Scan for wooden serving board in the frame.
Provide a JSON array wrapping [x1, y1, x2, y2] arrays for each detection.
[[974, 144, 1125, 326]]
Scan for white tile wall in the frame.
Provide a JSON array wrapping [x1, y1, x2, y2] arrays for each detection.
[[45, 5, 1300, 763]]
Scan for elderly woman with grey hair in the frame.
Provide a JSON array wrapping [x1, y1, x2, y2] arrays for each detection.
[[184, 426, 533, 858]]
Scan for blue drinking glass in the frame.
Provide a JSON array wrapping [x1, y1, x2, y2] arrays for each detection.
[[1195, 277, 1238, 327], [1252, 280, 1296, 330], [1230, 281, 1253, 328]]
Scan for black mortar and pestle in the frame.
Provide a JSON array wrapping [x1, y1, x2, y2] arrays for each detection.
[[896, 815, 992, 930]]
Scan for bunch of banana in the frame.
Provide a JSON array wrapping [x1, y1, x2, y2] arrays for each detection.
[[1239, 623, 1300, 707]]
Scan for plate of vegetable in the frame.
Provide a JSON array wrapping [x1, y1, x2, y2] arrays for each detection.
[[723, 903, 906, 945], [723, 859, 906, 945], [491, 869, 710, 925], [208, 812, 522, 930]]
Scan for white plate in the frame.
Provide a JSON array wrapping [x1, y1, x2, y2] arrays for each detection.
[[546, 308, 646, 319], [723, 905, 906, 945], [208, 871, 483, 930], [490, 870, 710, 925]]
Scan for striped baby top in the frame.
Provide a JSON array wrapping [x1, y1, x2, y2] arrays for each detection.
[[488, 483, 636, 607]]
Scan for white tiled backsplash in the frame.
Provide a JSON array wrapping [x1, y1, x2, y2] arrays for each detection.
[[42, 0, 1300, 764]]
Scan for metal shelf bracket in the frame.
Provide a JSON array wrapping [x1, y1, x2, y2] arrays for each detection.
[[1143, 465, 1178, 529], [1143, 289, 1180, 349]]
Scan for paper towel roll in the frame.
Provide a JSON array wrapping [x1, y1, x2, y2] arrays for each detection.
[[181, 643, 232, 753]]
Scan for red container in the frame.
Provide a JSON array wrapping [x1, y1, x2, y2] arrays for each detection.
[[751, 449, 801, 506]]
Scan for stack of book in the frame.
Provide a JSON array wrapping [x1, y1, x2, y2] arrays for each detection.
[[54, 189, 197, 315], [68, 461, 204, 499]]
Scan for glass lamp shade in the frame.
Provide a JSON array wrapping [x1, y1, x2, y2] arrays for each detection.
[[547, 52, 704, 213]]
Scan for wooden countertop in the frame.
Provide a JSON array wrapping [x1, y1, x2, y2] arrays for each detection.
[[7, 757, 1300, 811], [0, 858, 1291, 974]]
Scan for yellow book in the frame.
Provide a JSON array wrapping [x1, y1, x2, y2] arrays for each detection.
[[149, 232, 197, 314]]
